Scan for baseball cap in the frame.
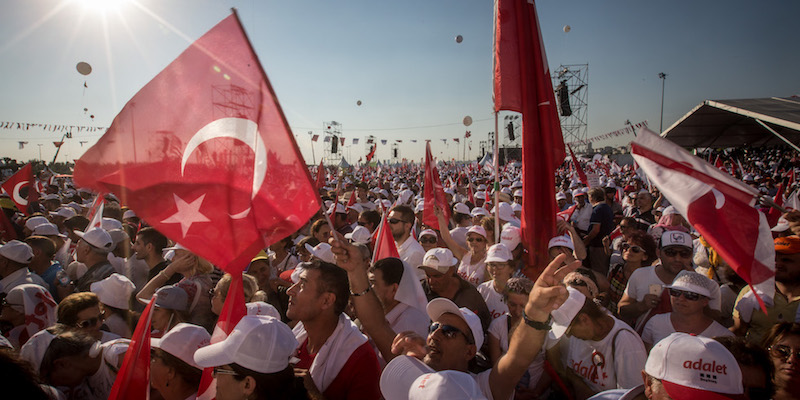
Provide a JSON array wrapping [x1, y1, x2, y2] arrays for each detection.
[[513, 189, 523, 198], [151, 323, 211, 370], [347, 203, 364, 215], [101, 217, 123, 231], [345, 225, 372, 245], [74, 228, 114, 253], [660, 231, 692, 249], [380, 355, 435, 400], [328, 202, 347, 215], [496, 202, 517, 223], [555, 192, 567, 201], [419, 248, 457, 273], [414, 202, 425, 213], [51, 207, 76, 219], [246, 301, 281, 319], [470, 207, 489, 217], [0, 240, 34, 264], [123, 209, 137, 220], [467, 225, 487, 239], [549, 286, 586, 340], [419, 229, 438, 240], [305, 242, 335, 263], [194, 315, 298, 374], [548, 235, 574, 251], [24, 216, 50, 231], [500, 226, 521, 250], [485, 243, 512, 263], [426, 297, 484, 349], [151, 285, 189, 311], [453, 202, 470, 215], [772, 216, 790, 232], [91, 273, 135, 310], [665, 270, 714, 298], [31, 222, 66, 238], [774, 235, 800, 254], [511, 181, 522, 189], [645, 333, 743, 399], [409, 370, 488, 400]]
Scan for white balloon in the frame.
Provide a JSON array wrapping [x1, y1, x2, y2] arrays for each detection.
[[563, 25, 571, 33], [463, 116, 472, 126], [455, 35, 463, 43]]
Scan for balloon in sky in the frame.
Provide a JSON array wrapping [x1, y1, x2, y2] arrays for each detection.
[[463, 116, 472, 126], [563, 25, 571, 33], [455, 35, 463, 43], [76, 62, 92, 75], [357, 100, 362, 106], [83, 108, 88, 112]]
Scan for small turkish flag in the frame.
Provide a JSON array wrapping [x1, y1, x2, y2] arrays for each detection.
[[423, 142, 450, 228], [372, 214, 400, 264], [1, 163, 37, 215], [632, 127, 775, 312], [74, 13, 319, 272], [108, 294, 155, 400]]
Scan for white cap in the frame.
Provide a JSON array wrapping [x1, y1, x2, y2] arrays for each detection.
[[453, 202, 470, 215], [0, 240, 33, 264], [660, 230, 692, 249], [474, 191, 486, 200], [426, 297, 484, 350], [305, 242, 335, 263], [548, 235, 574, 251], [74, 228, 114, 253], [31, 222, 66, 238], [496, 202, 517, 223], [513, 189, 523, 198], [194, 316, 298, 374], [347, 203, 364, 214], [101, 217, 123, 231], [418, 229, 438, 240], [24, 216, 49, 231], [466, 225, 487, 239], [328, 202, 347, 215], [500, 187, 512, 195], [123, 210, 137, 219], [51, 207, 76, 219], [662, 205, 679, 216], [550, 286, 586, 340], [470, 207, 489, 217], [485, 243, 512, 263], [419, 248, 457, 273], [345, 225, 372, 245], [511, 203, 521, 213], [409, 371, 488, 400], [380, 355, 435, 400], [477, 184, 487, 191], [500, 226, 521, 250], [246, 301, 281, 319], [511, 181, 522, 189], [645, 333, 743, 398], [151, 323, 211, 370], [555, 192, 567, 201], [665, 270, 714, 299], [107, 229, 129, 248], [772, 216, 790, 232], [90, 273, 135, 310]]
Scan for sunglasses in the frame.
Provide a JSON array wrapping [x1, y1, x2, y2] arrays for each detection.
[[76, 311, 106, 329], [769, 345, 800, 361], [567, 279, 588, 287], [621, 244, 643, 253], [663, 248, 692, 258], [668, 288, 703, 301], [212, 367, 241, 377], [429, 322, 474, 344], [389, 218, 410, 225], [467, 237, 485, 243], [420, 237, 437, 244]]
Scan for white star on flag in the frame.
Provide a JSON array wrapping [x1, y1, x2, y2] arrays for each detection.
[[161, 193, 211, 237]]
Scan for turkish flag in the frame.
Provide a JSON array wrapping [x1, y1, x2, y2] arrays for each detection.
[[1, 163, 37, 215], [423, 142, 450, 228], [631, 127, 775, 312], [494, 0, 565, 274], [567, 144, 588, 186], [108, 294, 155, 400], [73, 13, 319, 272], [372, 214, 400, 264], [316, 160, 326, 191], [197, 271, 247, 400], [767, 183, 784, 227], [556, 204, 576, 222]]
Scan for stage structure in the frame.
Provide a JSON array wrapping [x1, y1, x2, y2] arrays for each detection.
[[323, 121, 342, 164], [552, 64, 589, 152], [391, 143, 400, 164]]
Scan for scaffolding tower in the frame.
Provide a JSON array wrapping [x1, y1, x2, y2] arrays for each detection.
[[552, 64, 589, 152], [323, 121, 342, 164]]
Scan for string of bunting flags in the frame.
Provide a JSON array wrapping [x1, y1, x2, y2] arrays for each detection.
[[0, 121, 107, 134], [565, 120, 648, 147]]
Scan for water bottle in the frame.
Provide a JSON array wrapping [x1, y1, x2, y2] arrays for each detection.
[[56, 270, 70, 286]]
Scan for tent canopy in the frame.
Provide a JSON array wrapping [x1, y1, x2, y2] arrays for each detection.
[[661, 97, 800, 149]]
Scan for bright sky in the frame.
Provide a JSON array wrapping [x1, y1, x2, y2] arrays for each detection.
[[1, 0, 798, 165]]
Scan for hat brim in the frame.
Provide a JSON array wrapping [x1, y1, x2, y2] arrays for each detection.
[[379, 356, 434, 400], [426, 297, 461, 323], [661, 379, 742, 400], [193, 340, 236, 369]]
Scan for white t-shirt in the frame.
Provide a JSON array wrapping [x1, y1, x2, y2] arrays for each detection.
[[571, 204, 593, 232], [640, 313, 734, 346], [450, 226, 469, 249], [622, 266, 667, 329], [564, 319, 647, 393], [397, 237, 426, 280], [488, 314, 544, 390], [457, 252, 487, 286], [477, 281, 509, 321]]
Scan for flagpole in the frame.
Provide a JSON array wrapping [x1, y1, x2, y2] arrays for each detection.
[[494, 111, 500, 242]]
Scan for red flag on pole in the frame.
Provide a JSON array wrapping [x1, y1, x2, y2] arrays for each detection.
[[632, 127, 774, 313], [372, 213, 400, 264], [197, 271, 247, 399], [767, 183, 784, 227], [423, 142, 450, 228], [108, 294, 155, 400], [494, 0, 565, 274], [73, 13, 319, 273], [567, 144, 588, 186], [1, 163, 37, 215], [316, 159, 326, 191]]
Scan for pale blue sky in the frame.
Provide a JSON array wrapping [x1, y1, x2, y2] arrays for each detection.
[[1, 0, 798, 164]]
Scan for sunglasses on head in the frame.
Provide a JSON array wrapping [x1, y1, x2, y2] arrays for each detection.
[[663, 248, 692, 258], [668, 288, 703, 301], [429, 322, 474, 344], [769, 345, 800, 361], [76, 311, 106, 329], [621, 243, 643, 253], [389, 218, 409, 225]]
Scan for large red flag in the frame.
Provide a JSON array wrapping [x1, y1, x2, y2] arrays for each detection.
[[631, 127, 774, 313], [73, 13, 319, 272], [567, 144, 588, 186], [197, 271, 247, 400], [423, 142, 450, 228], [1, 163, 37, 215], [494, 0, 565, 274], [108, 294, 155, 400]]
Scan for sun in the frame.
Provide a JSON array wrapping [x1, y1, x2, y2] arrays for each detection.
[[73, 0, 131, 15]]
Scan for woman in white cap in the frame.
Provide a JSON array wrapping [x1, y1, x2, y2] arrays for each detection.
[[640, 270, 731, 350], [149, 285, 190, 338], [90, 273, 135, 338], [150, 323, 211, 400], [193, 315, 306, 400], [433, 205, 488, 286], [417, 229, 439, 253], [476, 244, 514, 322]]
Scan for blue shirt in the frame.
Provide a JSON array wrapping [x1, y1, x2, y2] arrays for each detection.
[[37, 261, 63, 297]]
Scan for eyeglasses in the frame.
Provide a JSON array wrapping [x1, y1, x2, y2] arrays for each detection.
[[420, 237, 437, 244], [668, 288, 703, 301], [212, 367, 241, 377], [567, 279, 588, 287], [1, 299, 23, 309], [467, 237, 485, 243], [769, 345, 800, 361], [76, 311, 106, 329], [429, 322, 474, 344], [621, 243, 643, 253], [663, 248, 692, 258], [389, 218, 410, 225]]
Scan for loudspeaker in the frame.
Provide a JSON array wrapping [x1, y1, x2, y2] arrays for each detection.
[[507, 122, 515, 141], [331, 137, 338, 153], [393, 148, 398, 158], [556, 80, 572, 117]]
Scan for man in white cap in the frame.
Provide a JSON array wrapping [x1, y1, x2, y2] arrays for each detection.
[[570, 188, 592, 235], [618, 231, 696, 332], [331, 235, 582, 400], [330, 203, 354, 236], [450, 203, 473, 249], [25, 235, 63, 297], [0, 240, 46, 296], [389, 205, 426, 277], [72, 228, 116, 292]]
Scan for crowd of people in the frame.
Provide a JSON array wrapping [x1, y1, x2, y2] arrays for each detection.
[[0, 146, 798, 400]]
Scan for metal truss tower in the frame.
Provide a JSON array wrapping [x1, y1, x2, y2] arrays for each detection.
[[323, 121, 342, 164], [552, 64, 589, 152]]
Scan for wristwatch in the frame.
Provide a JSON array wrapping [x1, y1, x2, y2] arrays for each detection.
[[522, 310, 552, 331]]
